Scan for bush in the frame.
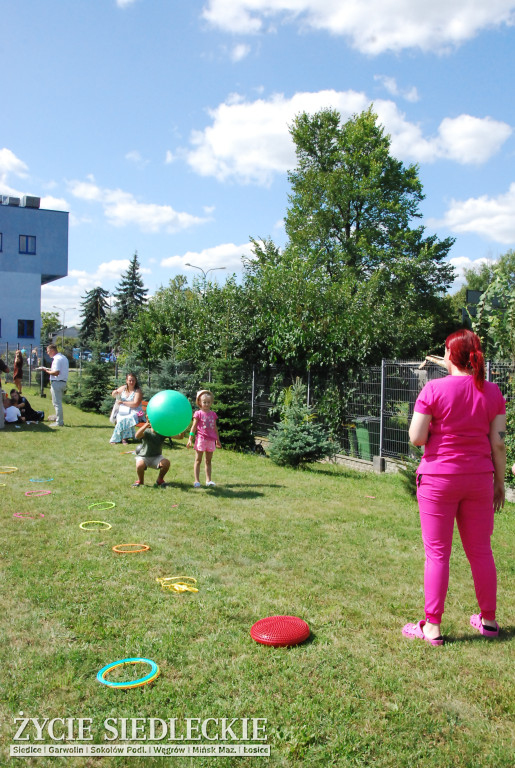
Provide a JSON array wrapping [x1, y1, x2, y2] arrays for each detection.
[[505, 396, 515, 486], [267, 379, 333, 467], [398, 446, 423, 498]]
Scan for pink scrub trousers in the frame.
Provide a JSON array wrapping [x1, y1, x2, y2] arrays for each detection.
[[416, 472, 497, 624]]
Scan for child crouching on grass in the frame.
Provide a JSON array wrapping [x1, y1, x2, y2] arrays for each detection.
[[133, 419, 170, 487]]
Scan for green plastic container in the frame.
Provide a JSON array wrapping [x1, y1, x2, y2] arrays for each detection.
[[354, 417, 380, 461]]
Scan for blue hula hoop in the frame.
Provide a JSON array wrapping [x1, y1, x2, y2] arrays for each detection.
[[96, 657, 160, 689]]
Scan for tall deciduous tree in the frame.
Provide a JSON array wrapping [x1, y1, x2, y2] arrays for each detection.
[[79, 287, 110, 346], [40, 311, 61, 344], [472, 250, 515, 359], [244, 108, 456, 371], [112, 252, 148, 348], [286, 106, 454, 286]]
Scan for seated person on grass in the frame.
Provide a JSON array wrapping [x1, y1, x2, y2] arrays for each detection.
[[4, 399, 25, 424], [133, 419, 170, 488], [10, 390, 43, 422]]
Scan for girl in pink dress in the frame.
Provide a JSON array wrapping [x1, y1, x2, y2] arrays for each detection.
[[186, 389, 221, 487]]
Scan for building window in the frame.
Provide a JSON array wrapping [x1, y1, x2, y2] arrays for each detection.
[[18, 319, 35, 338], [19, 235, 36, 254]]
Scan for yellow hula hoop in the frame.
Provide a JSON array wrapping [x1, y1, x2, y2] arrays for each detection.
[[112, 543, 150, 554], [156, 576, 198, 593], [80, 521, 112, 531], [0, 467, 18, 474], [97, 658, 160, 689]]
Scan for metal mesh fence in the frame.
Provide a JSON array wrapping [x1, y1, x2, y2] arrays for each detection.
[[0, 342, 44, 392], [2, 342, 514, 463], [250, 360, 515, 462]]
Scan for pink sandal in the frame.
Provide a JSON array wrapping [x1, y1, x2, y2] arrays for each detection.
[[470, 614, 499, 638], [402, 620, 443, 646]]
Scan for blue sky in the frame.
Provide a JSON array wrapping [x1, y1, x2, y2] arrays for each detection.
[[2, 0, 515, 326]]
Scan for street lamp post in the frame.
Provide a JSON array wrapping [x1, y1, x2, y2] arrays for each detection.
[[184, 263, 226, 292], [53, 305, 76, 348]]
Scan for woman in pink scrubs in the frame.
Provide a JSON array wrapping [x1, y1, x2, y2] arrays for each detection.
[[403, 330, 506, 645]]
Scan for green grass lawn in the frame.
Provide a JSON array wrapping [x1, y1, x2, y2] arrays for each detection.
[[1, 389, 514, 767]]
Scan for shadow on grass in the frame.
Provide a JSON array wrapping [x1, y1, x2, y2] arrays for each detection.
[[124, 482, 267, 500], [5, 422, 57, 433], [447, 626, 515, 643], [217, 483, 285, 489], [203, 485, 268, 500], [300, 464, 371, 480]]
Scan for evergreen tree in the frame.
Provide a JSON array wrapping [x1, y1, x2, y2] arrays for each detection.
[[267, 379, 333, 467], [149, 358, 197, 399], [79, 287, 110, 346], [66, 324, 114, 412], [208, 358, 254, 451], [112, 252, 148, 349]]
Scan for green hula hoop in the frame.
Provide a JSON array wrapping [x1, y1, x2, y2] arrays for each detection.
[[80, 520, 112, 531], [88, 501, 116, 511]]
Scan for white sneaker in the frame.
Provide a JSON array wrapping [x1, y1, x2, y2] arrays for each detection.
[[206, 481, 216, 487], [193, 482, 201, 488]]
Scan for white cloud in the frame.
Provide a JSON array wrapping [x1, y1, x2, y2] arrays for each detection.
[[0, 148, 30, 197], [231, 43, 251, 61], [41, 258, 152, 324], [161, 241, 255, 273], [376, 105, 512, 165], [125, 150, 149, 168], [374, 75, 419, 103], [187, 89, 366, 184], [165, 150, 176, 164], [434, 183, 515, 244], [40, 195, 69, 211], [436, 115, 512, 164], [186, 90, 512, 184], [202, 0, 515, 54], [116, 0, 138, 7], [448, 256, 496, 290], [68, 179, 208, 233], [0, 148, 28, 180]]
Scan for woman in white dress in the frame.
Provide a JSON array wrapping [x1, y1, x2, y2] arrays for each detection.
[[109, 373, 143, 445]]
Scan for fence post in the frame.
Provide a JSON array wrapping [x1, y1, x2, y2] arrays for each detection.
[[251, 366, 255, 420], [39, 345, 45, 398], [379, 359, 386, 459], [307, 368, 311, 406], [486, 361, 491, 382]]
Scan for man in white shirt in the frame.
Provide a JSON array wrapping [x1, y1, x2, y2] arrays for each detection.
[[40, 345, 69, 427]]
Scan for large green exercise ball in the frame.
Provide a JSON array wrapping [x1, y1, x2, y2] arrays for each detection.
[[146, 390, 192, 437]]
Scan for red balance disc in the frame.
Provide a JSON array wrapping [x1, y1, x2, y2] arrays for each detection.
[[250, 615, 310, 647]]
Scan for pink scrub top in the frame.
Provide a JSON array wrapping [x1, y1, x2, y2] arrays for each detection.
[[414, 375, 505, 474]]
